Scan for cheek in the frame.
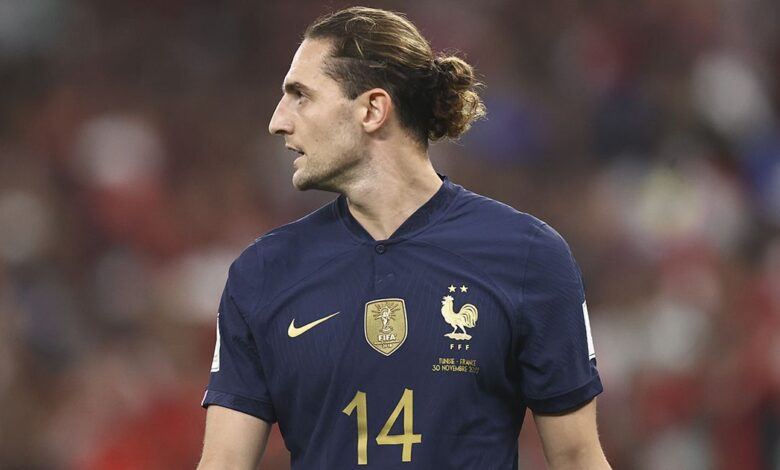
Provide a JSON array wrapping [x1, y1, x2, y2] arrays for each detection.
[[336, 108, 363, 140], [305, 111, 339, 143], [303, 101, 361, 152], [329, 124, 362, 157], [321, 114, 359, 147]]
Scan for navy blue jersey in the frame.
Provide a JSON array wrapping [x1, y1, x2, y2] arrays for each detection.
[[202, 177, 602, 469]]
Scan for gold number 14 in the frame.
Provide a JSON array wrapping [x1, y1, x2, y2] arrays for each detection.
[[342, 388, 423, 465]]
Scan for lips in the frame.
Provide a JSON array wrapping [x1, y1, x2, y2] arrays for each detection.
[[286, 144, 305, 156]]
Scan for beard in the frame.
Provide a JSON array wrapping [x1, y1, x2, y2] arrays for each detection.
[[292, 148, 365, 193], [292, 122, 366, 193]]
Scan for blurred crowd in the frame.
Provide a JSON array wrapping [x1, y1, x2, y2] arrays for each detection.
[[0, 0, 778, 469]]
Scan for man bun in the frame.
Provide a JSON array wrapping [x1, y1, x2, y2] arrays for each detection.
[[306, 7, 486, 145], [428, 56, 487, 141]]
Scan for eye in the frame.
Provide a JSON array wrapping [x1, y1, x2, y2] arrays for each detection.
[[281, 89, 303, 99], [281, 85, 310, 105]]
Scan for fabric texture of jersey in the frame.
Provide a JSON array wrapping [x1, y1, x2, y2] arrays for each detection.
[[202, 177, 603, 469]]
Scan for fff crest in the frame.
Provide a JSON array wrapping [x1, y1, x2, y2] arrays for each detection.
[[364, 298, 407, 356]]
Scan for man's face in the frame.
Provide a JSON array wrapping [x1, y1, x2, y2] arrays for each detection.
[[268, 39, 365, 192]]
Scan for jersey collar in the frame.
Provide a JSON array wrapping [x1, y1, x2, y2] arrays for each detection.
[[335, 175, 458, 243]]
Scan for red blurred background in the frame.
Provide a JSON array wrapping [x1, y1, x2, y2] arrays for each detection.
[[0, 0, 779, 468]]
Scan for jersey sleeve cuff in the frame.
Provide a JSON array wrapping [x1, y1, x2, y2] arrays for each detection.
[[201, 389, 277, 423], [525, 374, 603, 415]]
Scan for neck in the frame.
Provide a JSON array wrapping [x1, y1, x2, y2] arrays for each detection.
[[343, 144, 442, 241]]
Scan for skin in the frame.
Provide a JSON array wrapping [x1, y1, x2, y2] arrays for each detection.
[[267, 38, 443, 241], [198, 37, 611, 469], [534, 400, 611, 469], [199, 406, 270, 470]]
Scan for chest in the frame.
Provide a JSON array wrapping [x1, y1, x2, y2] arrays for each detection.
[[253, 245, 517, 395]]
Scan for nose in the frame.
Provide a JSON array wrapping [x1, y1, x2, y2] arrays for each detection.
[[268, 97, 292, 135]]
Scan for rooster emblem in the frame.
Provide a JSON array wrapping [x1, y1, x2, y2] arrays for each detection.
[[441, 295, 478, 340]]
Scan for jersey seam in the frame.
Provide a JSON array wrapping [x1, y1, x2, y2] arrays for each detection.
[[334, 181, 462, 244], [523, 373, 600, 401], [226, 242, 267, 361], [226, 241, 276, 405], [224, 287, 268, 388], [517, 222, 547, 333], [333, 196, 372, 244], [391, 182, 461, 242], [409, 239, 520, 317], [248, 240, 267, 316], [204, 387, 275, 406]]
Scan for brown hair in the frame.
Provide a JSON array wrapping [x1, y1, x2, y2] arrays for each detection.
[[304, 6, 486, 145]]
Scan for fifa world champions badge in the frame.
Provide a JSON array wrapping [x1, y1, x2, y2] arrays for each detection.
[[365, 298, 408, 356]]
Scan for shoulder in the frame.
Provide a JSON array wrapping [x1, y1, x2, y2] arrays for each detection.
[[433, 184, 560, 249], [226, 198, 353, 305], [423, 184, 579, 300], [253, 198, 345, 258]]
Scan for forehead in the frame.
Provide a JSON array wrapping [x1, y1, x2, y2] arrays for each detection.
[[283, 39, 334, 86]]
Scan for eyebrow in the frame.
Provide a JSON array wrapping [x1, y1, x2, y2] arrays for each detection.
[[282, 81, 315, 96]]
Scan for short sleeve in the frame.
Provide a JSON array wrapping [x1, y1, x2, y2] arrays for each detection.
[[201, 248, 277, 423], [516, 223, 602, 414]]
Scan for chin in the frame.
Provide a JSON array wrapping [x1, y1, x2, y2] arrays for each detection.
[[293, 171, 343, 193], [292, 170, 321, 191], [292, 173, 311, 191]]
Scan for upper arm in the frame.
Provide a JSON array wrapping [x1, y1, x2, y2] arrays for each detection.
[[516, 223, 608, 467], [199, 247, 276, 469], [198, 405, 272, 470], [533, 399, 610, 469], [516, 223, 602, 413], [202, 248, 277, 422]]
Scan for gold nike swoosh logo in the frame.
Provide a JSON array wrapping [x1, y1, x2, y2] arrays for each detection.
[[288, 312, 341, 338]]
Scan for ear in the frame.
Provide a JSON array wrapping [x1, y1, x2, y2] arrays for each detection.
[[358, 88, 392, 134]]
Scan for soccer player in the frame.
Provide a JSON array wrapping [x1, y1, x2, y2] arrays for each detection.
[[198, 7, 610, 470]]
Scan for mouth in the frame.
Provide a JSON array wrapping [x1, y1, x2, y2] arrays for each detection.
[[285, 144, 305, 156]]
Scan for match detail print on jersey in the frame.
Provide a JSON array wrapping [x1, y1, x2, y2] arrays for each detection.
[[364, 298, 408, 356], [287, 312, 341, 338]]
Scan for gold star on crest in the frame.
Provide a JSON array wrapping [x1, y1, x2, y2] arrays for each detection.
[[448, 285, 456, 293], [460, 285, 468, 293]]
